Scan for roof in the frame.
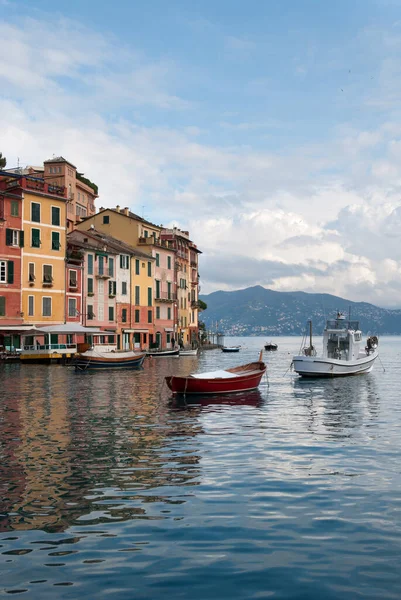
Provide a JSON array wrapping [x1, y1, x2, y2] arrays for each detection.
[[81, 207, 161, 231], [44, 156, 76, 168], [67, 228, 155, 259]]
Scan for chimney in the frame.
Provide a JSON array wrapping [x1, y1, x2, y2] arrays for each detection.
[[116, 205, 120, 212], [124, 207, 129, 216]]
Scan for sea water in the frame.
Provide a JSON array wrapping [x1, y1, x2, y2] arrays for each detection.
[[0, 336, 400, 599]]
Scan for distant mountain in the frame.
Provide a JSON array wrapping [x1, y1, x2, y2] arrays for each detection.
[[199, 286, 401, 335]]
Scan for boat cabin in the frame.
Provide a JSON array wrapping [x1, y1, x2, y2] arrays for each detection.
[[322, 317, 362, 361]]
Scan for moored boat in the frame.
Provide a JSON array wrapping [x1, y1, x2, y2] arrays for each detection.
[[75, 350, 146, 370], [292, 313, 378, 378], [222, 346, 241, 353], [179, 349, 199, 356], [165, 352, 266, 395], [264, 342, 278, 351], [146, 348, 180, 357]]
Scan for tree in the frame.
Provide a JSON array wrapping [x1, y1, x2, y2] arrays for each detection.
[[198, 299, 207, 311], [0, 153, 6, 170]]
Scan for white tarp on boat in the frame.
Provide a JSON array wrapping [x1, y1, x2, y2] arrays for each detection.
[[192, 370, 238, 379]]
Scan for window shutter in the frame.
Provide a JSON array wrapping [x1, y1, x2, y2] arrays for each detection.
[[0, 296, 5, 316], [108, 280, 112, 295], [113, 281, 116, 295], [5, 229, 12, 246], [7, 261, 14, 284], [19, 230, 24, 247]]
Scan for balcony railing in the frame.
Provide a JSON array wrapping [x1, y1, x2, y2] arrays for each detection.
[[155, 291, 176, 302]]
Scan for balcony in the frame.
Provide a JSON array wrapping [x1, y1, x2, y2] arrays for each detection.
[[95, 270, 110, 279], [155, 291, 176, 302]]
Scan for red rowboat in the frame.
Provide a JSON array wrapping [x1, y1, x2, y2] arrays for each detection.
[[165, 352, 266, 396]]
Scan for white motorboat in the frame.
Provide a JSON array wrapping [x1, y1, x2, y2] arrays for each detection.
[[179, 348, 199, 356], [292, 313, 378, 377]]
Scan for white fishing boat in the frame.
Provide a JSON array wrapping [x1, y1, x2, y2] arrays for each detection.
[[179, 348, 199, 356], [292, 313, 378, 378]]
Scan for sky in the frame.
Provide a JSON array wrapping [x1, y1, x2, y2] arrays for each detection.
[[2, 0, 401, 307]]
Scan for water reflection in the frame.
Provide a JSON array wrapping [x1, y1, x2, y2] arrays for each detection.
[[169, 388, 264, 409], [0, 364, 204, 533], [292, 374, 380, 437]]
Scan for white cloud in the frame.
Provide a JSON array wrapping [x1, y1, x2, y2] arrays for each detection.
[[2, 14, 401, 307]]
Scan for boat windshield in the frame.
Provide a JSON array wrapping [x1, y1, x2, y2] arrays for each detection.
[[326, 319, 359, 330]]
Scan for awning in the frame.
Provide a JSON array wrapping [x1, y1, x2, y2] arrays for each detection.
[[21, 324, 107, 336], [0, 325, 38, 332], [164, 328, 175, 332], [122, 329, 149, 333]]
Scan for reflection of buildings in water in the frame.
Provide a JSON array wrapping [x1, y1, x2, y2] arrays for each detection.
[[292, 375, 380, 437], [1, 366, 72, 532], [1, 367, 205, 533]]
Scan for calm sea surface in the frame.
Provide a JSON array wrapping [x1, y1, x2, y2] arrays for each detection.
[[1, 336, 401, 599]]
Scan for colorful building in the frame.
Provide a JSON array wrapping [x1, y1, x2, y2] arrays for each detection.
[[161, 227, 201, 346]]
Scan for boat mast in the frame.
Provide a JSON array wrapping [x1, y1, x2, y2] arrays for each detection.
[[309, 320, 313, 350]]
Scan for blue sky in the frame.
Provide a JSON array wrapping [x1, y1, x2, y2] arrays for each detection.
[[2, 0, 401, 305]]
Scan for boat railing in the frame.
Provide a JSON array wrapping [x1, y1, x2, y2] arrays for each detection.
[[22, 344, 77, 351]]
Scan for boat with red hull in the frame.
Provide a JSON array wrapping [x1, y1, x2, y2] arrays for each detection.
[[165, 353, 266, 396]]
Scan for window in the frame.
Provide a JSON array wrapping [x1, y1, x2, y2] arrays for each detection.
[[28, 295, 34, 317], [156, 253, 160, 267], [11, 201, 19, 217], [31, 202, 40, 223], [122, 281, 127, 295], [122, 308, 127, 323], [98, 255, 104, 275], [135, 259, 140, 275], [147, 262, 152, 277], [98, 279, 104, 295], [76, 204, 87, 217], [167, 281, 172, 299], [103, 215, 109, 224], [12, 230, 19, 246], [108, 306, 114, 321], [135, 309, 140, 322], [144, 230, 148, 238], [0, 296, 5, 316], [148, 287, 152, 306], [42, 297, 52, 317], [108, 281, 117, 296], [156, 306, 160, 319], [108, 257, 114, 277], [155, 280, 160, 298], [43, 264, 53, 283], [87, 277, 93, 294], [87, 304, 94, 320], [31, 228, 41, 248], [87, 254, 94, 275], [28, 263, 35, 282], [167, 307, 171, 320], [51, 206, 60, 226], [147, 310, 152, 323], [69, 270, 77, 287], [135, 286, 140, 305], [5, 228, 22, 247], [0, 261, 13, 284], [68, 298, 77, 317], [167, 256, 171, 270], [52, 231, 61, 250], [120, 255, 129, 269]]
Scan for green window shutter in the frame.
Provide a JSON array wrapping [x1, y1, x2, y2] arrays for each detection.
[[113, 281, 116, 295], [156, 306, 160, 319], [147, 262, 151, 276], [52, 231, 60, 250], [88, 254, 93, 275], [148, 310, 152, 323], [31, 203, 40, 222], [167, 256, 171, 269], [7, 261, 14, 284], [156, 253, 160, 267], [32, 229, 40, 247], [156, 280, 160, 298], [87, 277, 93, 293], [19, 230, 24, 247], [148, 287, 152, 306], [135, 309, 140, 322], [135, 286, 140, 305], [0, 296, 5, 316], [109, 306, 114, 321], [5, 229, 12, 246], [51, 207, 60, 226], [135, 259, 140, 275]]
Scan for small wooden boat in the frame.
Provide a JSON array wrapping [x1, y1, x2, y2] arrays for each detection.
[[165, 352, 266, 396], [146, 348, 180, 357], [179, 349, 199, 356], [75, 350, 146, 371], [264, 342, 278, 351], [222, 346, 241, 353]]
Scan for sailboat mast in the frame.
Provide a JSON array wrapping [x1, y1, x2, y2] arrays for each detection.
[[309, 320, 313, 349]]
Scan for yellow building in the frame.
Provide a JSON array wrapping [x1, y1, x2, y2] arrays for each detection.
[[22, 183, 67, 325]]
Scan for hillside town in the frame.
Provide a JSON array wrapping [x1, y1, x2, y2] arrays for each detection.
[[0, 156, 201, 356]]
